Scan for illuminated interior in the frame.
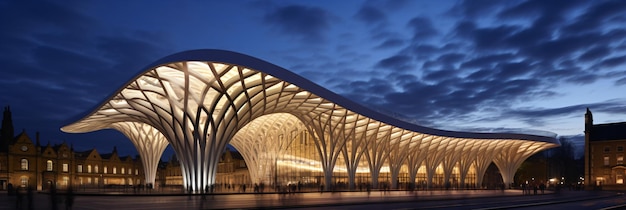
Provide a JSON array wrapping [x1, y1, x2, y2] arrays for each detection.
[[61, 50, 560, 192]]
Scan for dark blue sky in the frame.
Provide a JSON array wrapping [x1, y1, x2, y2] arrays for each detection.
[[1, 0, 626, 158]]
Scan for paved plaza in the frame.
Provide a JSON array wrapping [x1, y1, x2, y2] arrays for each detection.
[[2, 189, 616, 210]]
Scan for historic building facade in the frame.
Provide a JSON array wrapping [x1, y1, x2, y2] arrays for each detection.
[[0, 106, 144, 191], [584, 108, 626, 190]]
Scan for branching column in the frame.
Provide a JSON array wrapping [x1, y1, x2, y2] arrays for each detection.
[[441, 139, 464, 189], [364, 125, 391, 189], [111, 122, 168, 188], [306, 107, 349, 191], [387, 130, 411, 189], [474, 141, 497, 189], [406, 135, 428, 190], [340, 115, 369, 190], [493, 141, 545, 188]]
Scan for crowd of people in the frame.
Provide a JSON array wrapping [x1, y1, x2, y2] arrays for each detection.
[[7, 183, 74, 210]]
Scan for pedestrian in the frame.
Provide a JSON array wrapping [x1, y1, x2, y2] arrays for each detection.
[[65, 187, 74, 210], [27, 186, 34, 210], [16, 186, 23, 209], [50, 184, 58, 210]]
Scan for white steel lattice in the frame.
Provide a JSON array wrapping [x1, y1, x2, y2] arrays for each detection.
[[62, 50, 560, 192]]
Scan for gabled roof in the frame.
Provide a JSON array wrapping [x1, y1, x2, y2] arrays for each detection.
[[590, 122, 626, 141]]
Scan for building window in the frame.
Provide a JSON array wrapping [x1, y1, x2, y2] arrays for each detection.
[[605, 146, 611, 152], [62, 163, 68, 172], [87, 177, 92, 184], [135, 169, 138, 175], [21, 159, 28, 170], [20, 176, 28, 187], [95, 177, 99, 185], [619, 146, 624, 152], [113, 167, 117, 174], [104, 166, 108, 174], [128, 168, 131, 175], [121, 168, 125, 174], [95, 165, 99, 173], [618, 155, 624, 165], [88, 165, 92, 173], [62, 176, 68, 187], [77, 165, 83, 173], [46, 160, 53, 171], [604, 156, 610, 166]]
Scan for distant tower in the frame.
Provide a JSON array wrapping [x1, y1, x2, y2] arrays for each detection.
[[1, 106, 15, 152], [584, 108, 593, 189]]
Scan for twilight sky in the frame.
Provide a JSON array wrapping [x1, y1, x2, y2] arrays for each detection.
[[1, 0, 625, 158]]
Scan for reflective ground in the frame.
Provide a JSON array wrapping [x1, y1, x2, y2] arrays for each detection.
[[0, 189, 621, 210]]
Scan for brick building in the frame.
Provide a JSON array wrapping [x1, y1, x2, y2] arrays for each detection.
[[584, 108, 626, 190], [0, 106, 144, 191]]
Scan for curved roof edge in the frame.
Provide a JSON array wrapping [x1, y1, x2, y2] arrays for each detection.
[[61, 49, 559, 145]]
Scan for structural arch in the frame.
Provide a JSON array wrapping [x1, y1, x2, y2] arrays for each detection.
[[61, 49, 560, 192]]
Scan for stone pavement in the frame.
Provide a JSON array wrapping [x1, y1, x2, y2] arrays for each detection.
[[0, 189, 563, 210]]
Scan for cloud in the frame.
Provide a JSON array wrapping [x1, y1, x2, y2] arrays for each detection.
[[407, 17, 438, 41], [449, 0, 506, 19], [375, 38, 405, 49], [264, 4, 334, 42], [563, 0, 626, 34], [578, 46, 611, 62], [354, 5, 387, 24], [375, 55, 414, 71], [510, 100, 626, 121]]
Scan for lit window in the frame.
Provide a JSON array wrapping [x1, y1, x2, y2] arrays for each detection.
[[604, 156, 610, 166], [95, 177, 99, 185], [21, 159, 28, 170], [104, 166, 108, 174], [95, 165, 99, 173], [87, 177, 92, 184], [618, 174, 624, 184], [77, 165, 83, 173], [46, 160, 53, 171], [20, 176, 28, 187], [62, 177, 69, 186], [618, 155, 624, 165], [87, 165, 92, 173], [63, 164, 68, 172], [135, 169, 138, 175], [121, 168, 125, 174], [113, 167, 117, 174]]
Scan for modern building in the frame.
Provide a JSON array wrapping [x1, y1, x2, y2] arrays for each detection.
[[61, 49, 560, 192], [157, 148, 250, 192], [584, 108, 626, 190]]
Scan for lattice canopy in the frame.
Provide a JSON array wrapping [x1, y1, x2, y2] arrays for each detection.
[[62, 50, 559, 192]]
